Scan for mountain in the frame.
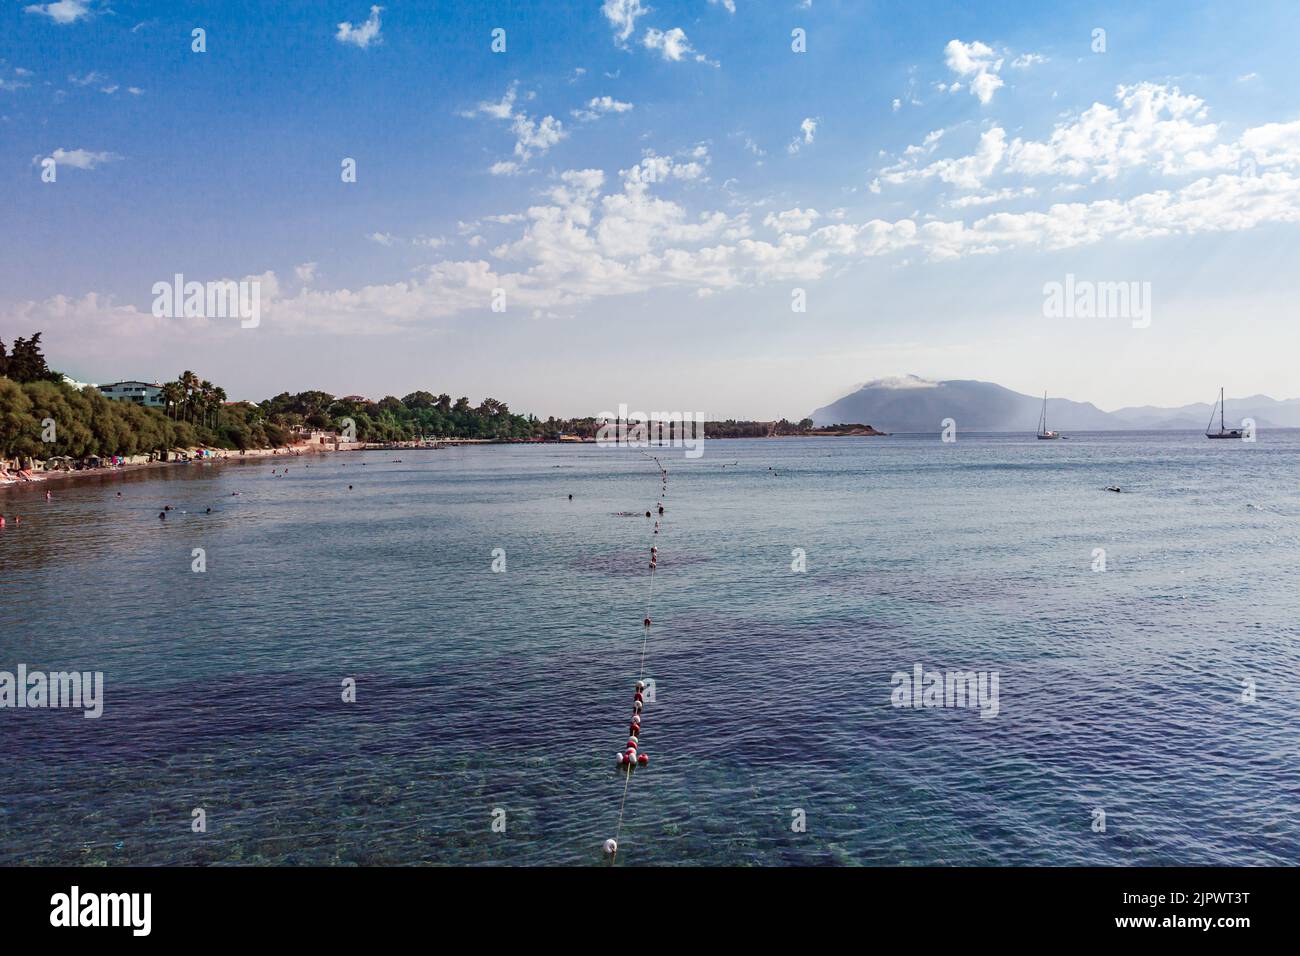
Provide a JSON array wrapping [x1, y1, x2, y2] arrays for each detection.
[[810, 376, 1300, 432]]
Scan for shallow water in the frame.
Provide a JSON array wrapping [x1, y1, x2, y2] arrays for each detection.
[[1, 433, 1297, 865]]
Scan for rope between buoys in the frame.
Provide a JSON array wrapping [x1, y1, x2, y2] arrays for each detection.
[[608, 455, 666, 865]]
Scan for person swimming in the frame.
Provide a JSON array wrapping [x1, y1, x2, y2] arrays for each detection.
[[159, 511, 166, 519]]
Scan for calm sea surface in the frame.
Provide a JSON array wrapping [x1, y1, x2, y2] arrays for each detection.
[[1, 433, 1297, 866]]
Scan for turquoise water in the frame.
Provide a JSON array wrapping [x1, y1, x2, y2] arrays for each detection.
[[1, 433, 1297, 865]]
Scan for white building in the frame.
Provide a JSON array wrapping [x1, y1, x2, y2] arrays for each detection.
[[99, 381, 165, 408]]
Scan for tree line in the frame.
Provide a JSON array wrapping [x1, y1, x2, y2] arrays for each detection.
[[1, 331, 822, 463]]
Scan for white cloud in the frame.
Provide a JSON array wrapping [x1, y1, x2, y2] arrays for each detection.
[[602, 0, 649, 46], [944, 39, 1005, 104], [367, 232, 397, 246], [788, 117, 818, 154], [295, 262, 318, 283], [876, 82, 1292, 197], [1006, 83, 1226, 180], [572, 95, 634, 121], [34, 147, 119, 170], [464, 83, 568, 169], [765, 208, 821, 232], [336, 5, 383, 49], [943, 186, 1037, 209], [1010, 53, 1047, 69], [708, 0, 737, 12], [643, 27, 697, 63], [511, 112, 565, 160], [944, 39, 1000, 77], [68, 71, 107, 86], [16, 162, 1300, 340], [23, 0, 92, 24], [878, 127, 1006, 190], [1239, 120, 1300, 169]]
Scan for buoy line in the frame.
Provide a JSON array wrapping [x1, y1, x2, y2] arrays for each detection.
[[603, 454, 668, 865]]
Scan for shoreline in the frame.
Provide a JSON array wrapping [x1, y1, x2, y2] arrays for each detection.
[[1, 442, 365, 494]]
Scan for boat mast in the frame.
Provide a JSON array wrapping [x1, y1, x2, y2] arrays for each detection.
[[1220, 387, 1225, 432]]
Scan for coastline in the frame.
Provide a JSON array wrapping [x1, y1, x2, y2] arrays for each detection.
[[1, 441, 364, 494]]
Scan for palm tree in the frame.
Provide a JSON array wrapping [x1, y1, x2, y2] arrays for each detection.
[[179, 371, 200, 422], [198, 380, 215, 427], [210, 386, 227, 429], [161, 382, 184, 420]]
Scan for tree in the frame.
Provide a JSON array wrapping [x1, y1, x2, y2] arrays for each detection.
[[3, 333, 60, 384]]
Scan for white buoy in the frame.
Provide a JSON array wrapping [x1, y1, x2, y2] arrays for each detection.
[[604, 838, 617, 855]]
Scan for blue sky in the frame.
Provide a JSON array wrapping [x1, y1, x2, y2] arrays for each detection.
[[3, 0, 1299, 417]]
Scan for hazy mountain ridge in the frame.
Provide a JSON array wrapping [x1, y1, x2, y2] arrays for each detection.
[[811, 376, 1300, 432]]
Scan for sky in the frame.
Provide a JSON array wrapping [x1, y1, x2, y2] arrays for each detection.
[[2, 0, 1299, 418]]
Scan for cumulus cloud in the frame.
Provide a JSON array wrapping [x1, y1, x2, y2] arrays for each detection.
[[765, 208, 822, 232], [875, 82, 1292, 197], [463, 83, 568, 170], [14, 161, 1300, 341], [788, 117, 818, 154], [944, 39, 1004, 104], [33, 147, 120, 170], [878, 127, 1006, 190], [643, 26, 713, 65], [602, 0, 649, 46], [571, 95, 634, 121], [336, 5, 383, 49], [23, 0, 92, 24]]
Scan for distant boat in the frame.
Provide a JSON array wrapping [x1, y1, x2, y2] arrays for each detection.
[[1037, 391, 1062, 439], [1205, 387, 1242, 439]]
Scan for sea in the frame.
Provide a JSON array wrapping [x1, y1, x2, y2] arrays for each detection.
[[1, 431, 1297, 866]]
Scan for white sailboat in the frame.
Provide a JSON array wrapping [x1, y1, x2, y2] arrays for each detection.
[[1036, 391, 1062, 439], [1205, 387, 1242, 439]]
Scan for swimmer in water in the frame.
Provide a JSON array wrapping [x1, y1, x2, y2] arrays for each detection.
[[568, 494, 573, 500], [159, 511, 166, 520]]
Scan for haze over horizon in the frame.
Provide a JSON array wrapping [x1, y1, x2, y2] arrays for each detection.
[[4, 0, 1300, 418]]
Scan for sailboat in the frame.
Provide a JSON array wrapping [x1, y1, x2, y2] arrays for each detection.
[[1037, 392, 1062, 439], [1205, 387, 1242, 439]]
